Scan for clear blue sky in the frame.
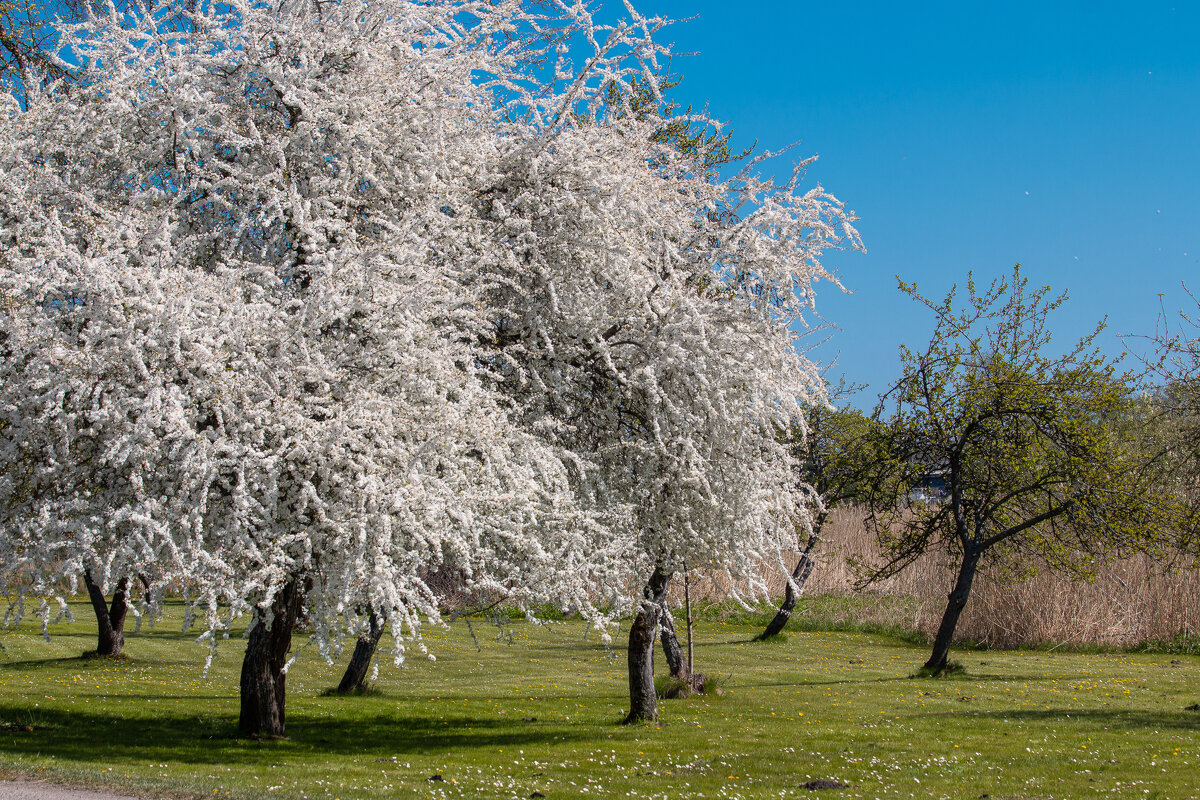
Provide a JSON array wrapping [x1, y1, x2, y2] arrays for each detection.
[[638, 0, 1200, 403]]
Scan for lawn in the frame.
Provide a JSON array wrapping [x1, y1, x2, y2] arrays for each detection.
[[0, 601, 1197, 800]]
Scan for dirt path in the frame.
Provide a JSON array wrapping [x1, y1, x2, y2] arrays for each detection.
[[0, 781, 148, 800]]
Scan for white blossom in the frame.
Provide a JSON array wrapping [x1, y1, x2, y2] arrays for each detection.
[[0, 0, 860, 659]]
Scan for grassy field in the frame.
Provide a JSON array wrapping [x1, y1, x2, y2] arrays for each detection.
[[1, 601, 1198, 800]]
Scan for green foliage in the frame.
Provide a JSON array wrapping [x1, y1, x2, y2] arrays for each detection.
[[855, 265, 1191, 671], [0, 0, 81, 105], [789, 390, 886, 509], [862, 265, 1183, 581], [1148, 291, 1200, 553], [602, 77, 747, 176]]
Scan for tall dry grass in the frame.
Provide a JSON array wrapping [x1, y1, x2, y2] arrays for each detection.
[[686, 507, 1200, 650]]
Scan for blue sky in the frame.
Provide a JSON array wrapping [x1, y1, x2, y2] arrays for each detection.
[[637, 0, 1200, 403]]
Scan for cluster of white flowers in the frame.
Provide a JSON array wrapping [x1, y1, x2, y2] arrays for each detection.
[[0, 0, 859, 664]]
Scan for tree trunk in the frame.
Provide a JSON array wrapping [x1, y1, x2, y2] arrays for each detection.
[[659, 605, 687, 678], [756, 530, 819, 641], [624, 567, 671, 724], [924, 548, 982, 673], [684, 571, 694, 673], [336, 611, 386, 694], [239, 579, 304, 738], [82, 571, 129, 657]]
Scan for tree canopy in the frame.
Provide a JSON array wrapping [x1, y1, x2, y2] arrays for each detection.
[[0, 0, 859, 731], [862, 265, 1181, 673]]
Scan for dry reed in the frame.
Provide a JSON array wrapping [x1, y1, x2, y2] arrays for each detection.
[[681, 506, 1200, 650]]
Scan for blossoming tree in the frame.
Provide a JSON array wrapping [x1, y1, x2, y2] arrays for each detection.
[[473, 111, 861, 723], [0, 0, 859, 733], [0, 0, 651, 735]]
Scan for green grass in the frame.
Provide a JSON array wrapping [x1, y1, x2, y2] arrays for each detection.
[[654, 673, 722, 700], [1, 601, 1198, 800], [910, 661, 966, 679], [713, 595, 932, 645], [1134, 634, 1200, 656]]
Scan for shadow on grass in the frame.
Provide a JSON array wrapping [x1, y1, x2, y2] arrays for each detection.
[[931, 707, 1200, 732], [0, 703, 589, 765], [1, 655, 201, 671], [725, 635, 924, 651], [0, 656, 105, 671], [83, 695, 236, 702], [749, 670, 1056, 689], [376, 692, 627, 704], [724, 632, 932, 651]]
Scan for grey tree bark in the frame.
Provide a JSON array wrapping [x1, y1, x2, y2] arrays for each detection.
[[684, 571, 694, 674], [923, 547, 982, 673], [82, 571, 129, 657], [756, 528, 820, 641], [659, 605, 686, 678], [624, 567, 671, 724], [336, 611, 386, 694], [238, 579, 304, 737]]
